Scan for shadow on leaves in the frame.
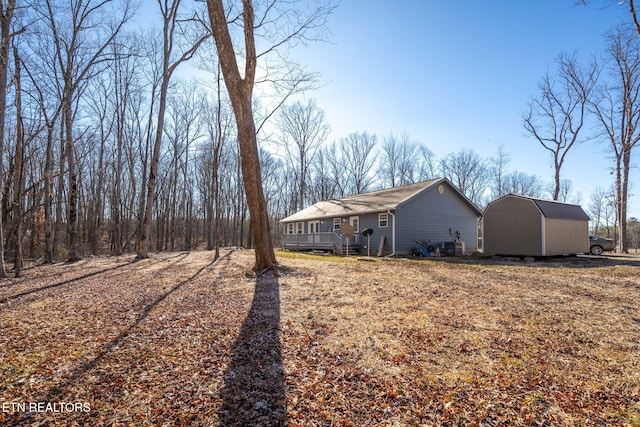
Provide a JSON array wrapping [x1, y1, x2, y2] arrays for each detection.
[[219, 272, 286, 426]]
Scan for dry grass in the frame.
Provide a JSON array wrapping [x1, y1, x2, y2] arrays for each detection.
[[279, 252, 640, 425], [0, 250, 639, 426]]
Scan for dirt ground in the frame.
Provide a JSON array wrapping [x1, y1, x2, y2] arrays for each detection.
[[0, 250, 638, 426]]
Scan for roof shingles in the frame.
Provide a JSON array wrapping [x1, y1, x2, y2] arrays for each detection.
[[281, 179, 441, 223]]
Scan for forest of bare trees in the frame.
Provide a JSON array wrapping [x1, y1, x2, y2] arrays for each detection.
[[1, 0, 639, 276]]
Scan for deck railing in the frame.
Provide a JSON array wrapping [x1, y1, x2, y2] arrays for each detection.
[[283, 232, 345, 254]]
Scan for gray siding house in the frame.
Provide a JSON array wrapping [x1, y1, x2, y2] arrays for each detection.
[[482, 194, 590, 257], [280, 178, 482, 256]]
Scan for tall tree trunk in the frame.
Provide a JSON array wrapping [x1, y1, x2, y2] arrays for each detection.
[[137, 0, 208, 259], [113, 114, 123, 255], [620, 149, 631, 253], [92, 118, 106, 256], [206, 0, 276, 271], [64, 81, 80, 262], [138, 78, 169, 259], [53, 124, 65, 260], [43, 117, 55, 263], [12, 44, 23, 276], [0, 0, 17, 278]]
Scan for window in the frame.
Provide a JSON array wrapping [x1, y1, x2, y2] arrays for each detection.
[[296, 222, 303, 234], [333, 218, 341, 231], [309, 220, 320, 234], [286, 223, 294, 235], [350, 216, 359, 232], [379, 213, 388, 228]]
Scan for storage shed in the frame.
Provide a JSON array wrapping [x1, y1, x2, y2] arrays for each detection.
[[482, 194, 590, 257]]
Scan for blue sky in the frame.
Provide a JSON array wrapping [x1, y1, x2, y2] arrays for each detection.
[[291, 1, 636, 215]]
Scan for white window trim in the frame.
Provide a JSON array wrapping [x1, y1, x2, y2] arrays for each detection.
[[296, 222, 304, 234], [379, 212, 389, 228], [308, 220, 320, 234], [333, 218, 341, 231], [349, 216, 359, 232]]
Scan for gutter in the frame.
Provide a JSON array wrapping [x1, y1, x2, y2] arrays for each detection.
[[385, 210, 396, 257]]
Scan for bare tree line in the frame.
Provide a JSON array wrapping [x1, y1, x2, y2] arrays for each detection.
[[0, 0, 340, 273], [1, 0, 639, 276]]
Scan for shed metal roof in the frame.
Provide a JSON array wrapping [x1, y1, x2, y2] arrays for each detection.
[[487, 194, 590, 221], [532, 198, 590, 220]]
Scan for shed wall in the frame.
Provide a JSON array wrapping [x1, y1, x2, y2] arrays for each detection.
[[396, 183, 479, 254], [544, 218, 589, 255], [483, 197, 543, 256]]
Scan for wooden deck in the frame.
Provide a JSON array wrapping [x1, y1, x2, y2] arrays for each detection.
[[283, 232, 361, 255]]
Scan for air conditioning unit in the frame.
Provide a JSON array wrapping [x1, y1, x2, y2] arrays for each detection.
[[442, 241, 465, 256]]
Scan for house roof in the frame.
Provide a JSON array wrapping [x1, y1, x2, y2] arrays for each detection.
[[280, 178, 481, 223], [488, 194, 590, 221]]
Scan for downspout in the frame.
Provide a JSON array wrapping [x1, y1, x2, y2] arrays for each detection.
[[385, 210, 396, 257]]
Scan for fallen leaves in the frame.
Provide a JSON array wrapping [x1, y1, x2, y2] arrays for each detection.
[[0, 250, 639, 425], [278, 253, 640, 426]]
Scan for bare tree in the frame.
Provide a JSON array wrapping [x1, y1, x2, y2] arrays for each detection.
[[414, 144, 437, 182], [556, 179, 576, 203], [276, 99, 329, 210], [163, 79, 205, 251], [380, 133, 424, 187], [11, 44, 24, 276], [205, 0, 334, 271], [0, 0, 23, 276], [308, 144, 339, 203], [137, 0, 209, 259], [502, 171, 544, 198], [523, 51, 599, 200], [339, 131, 377, 194], [21, 24, 63, 263], [439, 148, 490, 206], [591, 26, 640, 252], [588, 186, 617, 235], [489, 145, 511, 198], [84, 70, 113, 256], [396, 135, 430, 185], [380, 133, 401, 188], [578, 1, 640, 36], [108, 33, 141, 255], [41, 0, 134, 261], [201, 65, 234, 259]]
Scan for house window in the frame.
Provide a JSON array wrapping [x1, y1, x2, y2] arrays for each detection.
[[379, 213, 388, 228], [286, 223, 294, 235], [296, 222, 303, 234], [333, 218, 341, 231], [309, 220, 320, 234], [350, 216, 359, 233]]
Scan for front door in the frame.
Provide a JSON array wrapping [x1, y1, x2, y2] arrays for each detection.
[[349, 216, 359, 244], [308, 220, 320, 243], [309, 220, 320, 234]]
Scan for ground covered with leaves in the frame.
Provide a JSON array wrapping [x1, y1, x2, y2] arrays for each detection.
[[0, 250, 638, 426]]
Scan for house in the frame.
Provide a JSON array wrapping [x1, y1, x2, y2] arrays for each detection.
[[280, 178, 482, 256], [482, 194, 590, 257]]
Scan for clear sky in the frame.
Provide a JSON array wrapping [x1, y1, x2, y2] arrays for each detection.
[[290, 1, 636, 216]]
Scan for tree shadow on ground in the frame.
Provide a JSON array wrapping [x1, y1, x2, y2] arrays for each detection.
[[0, 252, 189, 303], [219, 272, 286, 426], [5, 252, 224, 426]]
